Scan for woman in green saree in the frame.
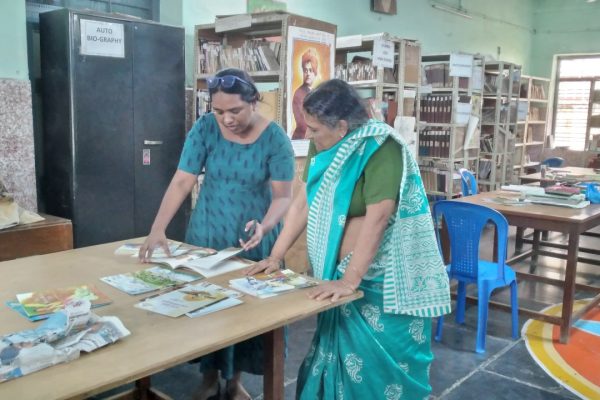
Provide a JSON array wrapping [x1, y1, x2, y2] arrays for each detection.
[[247, 79, 450, 399]]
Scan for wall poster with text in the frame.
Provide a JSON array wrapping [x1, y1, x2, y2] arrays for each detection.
[[286, 26, 335, 155]]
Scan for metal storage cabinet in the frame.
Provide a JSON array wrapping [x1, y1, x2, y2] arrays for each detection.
[[40, 9, 187, 247]]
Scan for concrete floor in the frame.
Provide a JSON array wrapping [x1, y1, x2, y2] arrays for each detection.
[[92, 228, 598, 399]]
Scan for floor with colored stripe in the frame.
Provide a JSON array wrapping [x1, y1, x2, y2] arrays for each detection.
[[92, 227, 598, 399]]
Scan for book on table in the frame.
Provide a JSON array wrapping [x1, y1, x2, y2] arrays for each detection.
[[15, 284, 112, 318], [229, 269, 318, 299], [134, 282, 234, 317], [100, 266, 202, 295], [114, 241, 183, 257], [185, 282, 244, 318]]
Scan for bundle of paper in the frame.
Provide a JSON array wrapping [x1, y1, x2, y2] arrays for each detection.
[[229, 269, 318, 299], [135, 281, 235, 317], [100, 266, 201, 295], [0, 300, 130, 383], [11, 284, 112, 320]]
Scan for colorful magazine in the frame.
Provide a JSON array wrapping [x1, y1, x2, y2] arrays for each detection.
[[229, 269, 318, 299], [100, 266, 201, 295], [15, 285, 112, 318], [134, 282, 229, 317]]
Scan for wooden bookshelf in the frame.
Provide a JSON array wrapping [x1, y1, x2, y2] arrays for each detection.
[[335, 33, 421, 123], [479, 61, 522, 189], [417, 53, 484, 199], [513, 75, 550, 176], [193, 12, 337, 131]]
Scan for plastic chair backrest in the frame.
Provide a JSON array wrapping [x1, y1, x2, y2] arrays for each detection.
[[541, 157, 565, 168], [458, 168, 478, 196], [433, 201, 509, 282]]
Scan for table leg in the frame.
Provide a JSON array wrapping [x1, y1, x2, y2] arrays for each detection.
[[515, 227, 524, 253], [529, 229, 541, 272], [264, 327, 285, 400], [560, 231, 580, 344]]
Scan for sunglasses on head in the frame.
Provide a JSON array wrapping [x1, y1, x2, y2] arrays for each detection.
[[206, 75, 252, 89]]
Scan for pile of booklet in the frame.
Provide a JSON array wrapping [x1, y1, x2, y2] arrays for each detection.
[[7, 284, 112, 321], [0, 300, 129, 383], [229, 269, 318, 299], [135, 281, 243, 318]]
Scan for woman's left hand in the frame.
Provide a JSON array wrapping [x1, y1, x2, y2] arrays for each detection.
[[308, 280, 356, 302], [239, 220, 264, 251]]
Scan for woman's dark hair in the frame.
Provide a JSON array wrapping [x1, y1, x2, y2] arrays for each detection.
[[208, 68, 261, 103], [302, 79, 369, 132]]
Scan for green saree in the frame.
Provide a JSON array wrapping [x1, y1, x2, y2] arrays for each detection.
[[297, 120, 450, 400]]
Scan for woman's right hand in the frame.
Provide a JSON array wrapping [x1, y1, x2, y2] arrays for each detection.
[[244, 255, 283, 275], [138, 230, 169, 262]]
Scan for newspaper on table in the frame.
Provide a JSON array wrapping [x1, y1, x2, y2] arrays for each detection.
[[0, 299, 130, 383]]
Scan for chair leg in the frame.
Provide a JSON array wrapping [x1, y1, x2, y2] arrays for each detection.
[[476, 286, 490, 354], [435, 316, 444, 342], [510, 280, 519, 340], [456, 282, 467, 324]]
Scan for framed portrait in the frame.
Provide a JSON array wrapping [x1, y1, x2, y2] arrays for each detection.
[[286, 26, 335, 155], [371, 0, 397, 15]]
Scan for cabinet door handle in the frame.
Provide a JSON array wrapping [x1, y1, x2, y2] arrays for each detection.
[[144, 140, 163, 145]]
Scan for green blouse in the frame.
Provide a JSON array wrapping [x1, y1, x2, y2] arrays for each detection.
[[303, 137, 403, 217]]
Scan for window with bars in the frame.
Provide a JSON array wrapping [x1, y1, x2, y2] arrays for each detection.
[[553, 56, 600, 151]]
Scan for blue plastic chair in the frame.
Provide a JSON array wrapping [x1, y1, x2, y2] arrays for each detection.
[[541, 157, 565, 168], [432, 201, 519, 353], [459, 168, 478, 196]]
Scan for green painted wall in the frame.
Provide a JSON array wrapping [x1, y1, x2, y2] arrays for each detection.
[[531, 0, 600, 78], [0, 1, 28, 80]]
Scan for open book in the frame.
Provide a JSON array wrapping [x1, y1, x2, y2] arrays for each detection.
[[100, 266, 201, 295], [229, 269, 318, 299], [135, 282, 230, 317], [15, 284, 112, 319], [114, 241, 182, 257]]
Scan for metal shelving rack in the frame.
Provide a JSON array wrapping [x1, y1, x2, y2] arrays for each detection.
[[417, 53, 484, 199], [479, 61, 522, 189]]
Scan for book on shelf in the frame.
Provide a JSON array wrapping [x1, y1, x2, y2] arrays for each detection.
[[229, 269, 318, 299], [100, 266, 202, 296], [135, 281, 232, 317], [14, 284, 112, 319]]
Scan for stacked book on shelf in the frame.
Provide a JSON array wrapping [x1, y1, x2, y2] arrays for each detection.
[[334, 55, 396, 83], [197, 38, 281, 75], [423, 63, 469, 89]]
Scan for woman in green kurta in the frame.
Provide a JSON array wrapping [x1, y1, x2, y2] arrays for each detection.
[[140, 68, 294, 400], [248, 79, 451, 399]]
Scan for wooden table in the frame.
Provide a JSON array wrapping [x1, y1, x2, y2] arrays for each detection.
[[452, 191, 600, 343], [519, 166, 598, 185], [0, 240, 361, 400], [0, 213, 73, 262]]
